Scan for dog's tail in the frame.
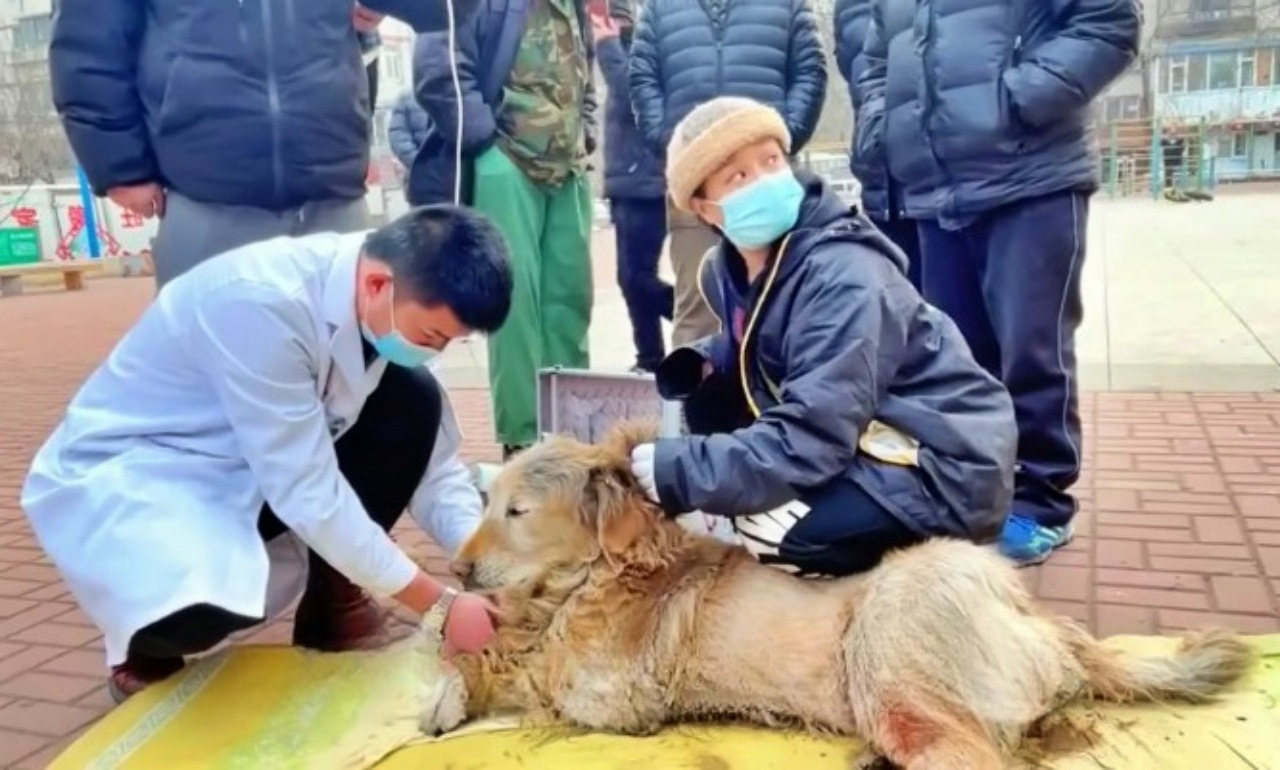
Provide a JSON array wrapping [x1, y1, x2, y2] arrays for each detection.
[[1064, 623, 1253, 704]]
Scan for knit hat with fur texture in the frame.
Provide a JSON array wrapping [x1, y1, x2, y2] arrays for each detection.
[[665, 97, 792, 213]]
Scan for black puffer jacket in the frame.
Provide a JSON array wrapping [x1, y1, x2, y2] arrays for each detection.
[[628, 0, 827, 157]]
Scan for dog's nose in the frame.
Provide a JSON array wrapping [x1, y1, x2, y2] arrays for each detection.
[[450, 559, 474, 584]]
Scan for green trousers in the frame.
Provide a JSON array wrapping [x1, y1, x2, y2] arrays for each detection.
[[472, 147, 593, 447]]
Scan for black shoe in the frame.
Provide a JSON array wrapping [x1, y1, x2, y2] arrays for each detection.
[[502, 444, 530, 462]]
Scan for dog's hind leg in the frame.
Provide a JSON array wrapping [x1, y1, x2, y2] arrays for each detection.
[[864, 699, 1009, 770]]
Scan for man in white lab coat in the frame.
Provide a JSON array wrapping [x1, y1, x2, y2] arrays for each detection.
[[22, 205, 515, 702]]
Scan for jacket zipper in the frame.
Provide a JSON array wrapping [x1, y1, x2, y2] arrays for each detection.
[[236, 0, 249, 45], [260, 0, 286, 207], [919, 0, 952, 210]]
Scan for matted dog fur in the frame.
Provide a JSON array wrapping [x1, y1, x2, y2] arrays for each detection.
[[422, 423, 1254, 769]]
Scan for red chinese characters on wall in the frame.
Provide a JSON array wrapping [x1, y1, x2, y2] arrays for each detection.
[[118, 208, 145, 229], [55, 204, 122, 261], [10, 206, 39, 228]]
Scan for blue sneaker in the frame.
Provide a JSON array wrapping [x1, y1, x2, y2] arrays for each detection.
[[998, 514, 1074, 567]]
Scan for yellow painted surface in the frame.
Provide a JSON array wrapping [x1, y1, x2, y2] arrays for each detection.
[[54, 635, 1280, 770]]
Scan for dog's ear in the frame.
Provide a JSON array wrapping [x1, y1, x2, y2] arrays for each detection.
[[600, 419, 660, 462], [583, 460, 651, 556]]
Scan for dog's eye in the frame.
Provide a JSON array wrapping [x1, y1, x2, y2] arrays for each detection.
[[506, 506, 525, 518]]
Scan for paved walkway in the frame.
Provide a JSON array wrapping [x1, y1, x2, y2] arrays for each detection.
[[0, 193, 1279, 767]]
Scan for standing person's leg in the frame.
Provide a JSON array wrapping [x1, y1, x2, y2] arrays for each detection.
[[980, 192, 1087, 565], [296, 196, 372, 235], [114, 366, 444, 700], [917, 220, 1001, 376], [666, 201, 721, 347], [872, 215, 923, 292], [471, 148, 548, 452], [149, 191, 296, 289], [614, 197, 674, 372], [540, 173, 593, 372]]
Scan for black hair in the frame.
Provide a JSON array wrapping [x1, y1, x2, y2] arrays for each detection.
[[363, 205, 514, 333]]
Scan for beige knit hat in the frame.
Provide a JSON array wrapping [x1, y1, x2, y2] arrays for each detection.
[[665, 97, 792, 213]]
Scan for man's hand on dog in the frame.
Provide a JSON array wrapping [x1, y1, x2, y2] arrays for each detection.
[[443, 592, 499, 657], [630, 443, 659, 502]]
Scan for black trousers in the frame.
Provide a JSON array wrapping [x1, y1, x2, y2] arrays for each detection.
[[126, 365, 443, 660], [917, 191, 1087, 528], [869, 213, 923, 292], [612, 197, 674, 371]]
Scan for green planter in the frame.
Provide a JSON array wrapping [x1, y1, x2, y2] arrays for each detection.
[[0, 227, 42, 267]]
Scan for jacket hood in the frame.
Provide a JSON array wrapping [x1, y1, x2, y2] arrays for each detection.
[[714, 171, 910, 293], [779, 171, 910, 280]]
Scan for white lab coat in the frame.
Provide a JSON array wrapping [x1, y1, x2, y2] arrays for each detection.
[[21, 231, 483, 666]]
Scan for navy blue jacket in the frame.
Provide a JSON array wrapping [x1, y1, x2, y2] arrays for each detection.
[[629, 0, 827, 157], [409, 0, 599, 205], [49, 0, 441, 210], [653, 174, 1016, 542], [597, 35, 665, 200], [834, 0, 899, 221], [856, 0, 1141, 220], [387, 91, 430, 168]]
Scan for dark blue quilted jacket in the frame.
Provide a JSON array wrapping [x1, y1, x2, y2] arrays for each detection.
[[856, 0, 1141, 220], [834, 0, 899, 220], [49, 0, 445, 210], [628, 0, 828, 157]]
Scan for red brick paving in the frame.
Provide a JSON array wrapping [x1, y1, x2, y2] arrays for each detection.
[[1, 278, 1279, 766]]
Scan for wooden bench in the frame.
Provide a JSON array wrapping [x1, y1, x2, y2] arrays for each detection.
[[0, 260, 98, 297]]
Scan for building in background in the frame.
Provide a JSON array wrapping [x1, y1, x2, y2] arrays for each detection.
[[1150, 0, 1280, 181], [0, 0, 73, 185]]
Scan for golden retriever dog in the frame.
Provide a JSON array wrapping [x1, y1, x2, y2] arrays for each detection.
[[422, 424, 1254, 769]]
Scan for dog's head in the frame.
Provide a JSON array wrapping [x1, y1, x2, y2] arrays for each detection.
[[453, 421, 662, 592]]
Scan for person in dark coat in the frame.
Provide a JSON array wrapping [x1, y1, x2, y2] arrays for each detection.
[[628, 0, 827, 352], [857, 0, 1141, 565], [594, 0, 673, 373], [833, 0, 920, 290], [628, 98, 1016, 578], [412, 0, 599, 460], [49, 1, 441, 289]]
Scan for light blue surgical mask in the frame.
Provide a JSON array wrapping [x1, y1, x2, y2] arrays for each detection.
[[361, 283, 441, 368], [716, 169, 805, 249]]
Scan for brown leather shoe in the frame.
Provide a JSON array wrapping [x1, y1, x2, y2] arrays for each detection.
[[108, 654, 185, 704], [292, 558, 391, 652]]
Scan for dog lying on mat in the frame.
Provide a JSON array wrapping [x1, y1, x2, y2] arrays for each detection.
[[421, 425, 1254, 769]]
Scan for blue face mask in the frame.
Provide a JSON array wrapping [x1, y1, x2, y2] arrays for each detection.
[[716, 169, 805, 249], [361, 283, 441, 368]]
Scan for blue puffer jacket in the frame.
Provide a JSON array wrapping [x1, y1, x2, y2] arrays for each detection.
[[49, 0, 437, 210], [629, 0, 827, 157], [856, 0, 1141, 220], [597, 33, 665, 200], [387, 91, 431, 168], [834, 0, 899, 221], [409, 0, 598, 205]]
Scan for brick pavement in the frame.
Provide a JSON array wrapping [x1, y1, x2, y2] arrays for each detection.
[[0, 278, 1278, 767]]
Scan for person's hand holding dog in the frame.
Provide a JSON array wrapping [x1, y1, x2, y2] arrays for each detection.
[[442, 592, 499, 657], [631, 443, 659, 502]]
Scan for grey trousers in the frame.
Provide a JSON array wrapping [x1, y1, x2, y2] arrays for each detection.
[[665, 201, 721, 347], [150, 191, 371, 289]]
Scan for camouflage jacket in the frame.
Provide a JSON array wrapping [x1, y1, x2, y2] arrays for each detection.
[[496, 0, 592, 188]]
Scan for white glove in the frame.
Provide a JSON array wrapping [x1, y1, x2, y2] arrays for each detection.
[[630, 443, 659, 502]]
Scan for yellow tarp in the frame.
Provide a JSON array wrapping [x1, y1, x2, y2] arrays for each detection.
[[54, 635, 1280, 770]]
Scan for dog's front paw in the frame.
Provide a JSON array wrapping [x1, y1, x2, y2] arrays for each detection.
[[420, 664, 469, 737]]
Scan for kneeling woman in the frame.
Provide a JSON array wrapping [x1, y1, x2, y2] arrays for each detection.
[[628, 97, 1018, 578]]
